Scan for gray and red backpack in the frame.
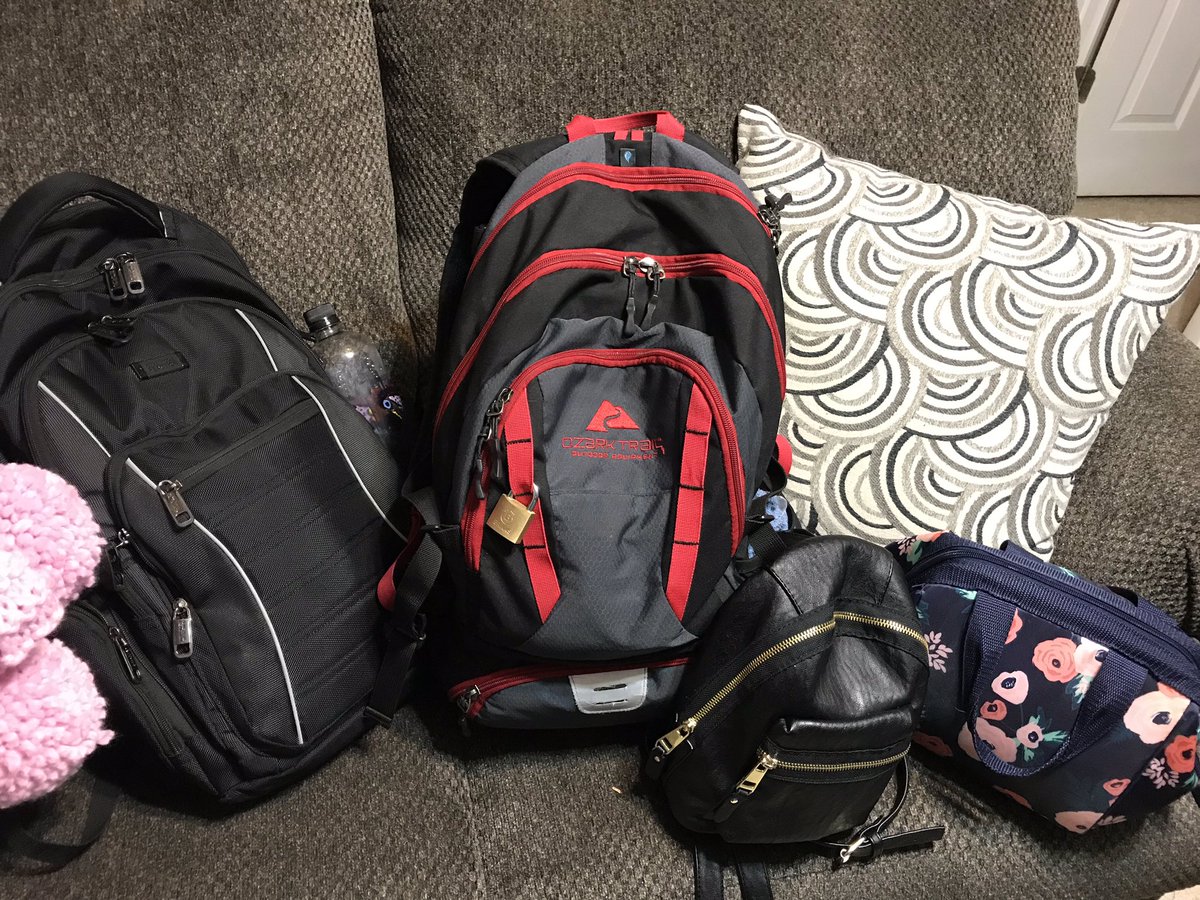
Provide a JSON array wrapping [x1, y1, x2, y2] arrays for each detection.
[[369, 111, 788, 729]]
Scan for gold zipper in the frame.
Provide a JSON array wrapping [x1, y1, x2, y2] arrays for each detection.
[[650, 613, 926, 764], [734, 746, 910, 799]]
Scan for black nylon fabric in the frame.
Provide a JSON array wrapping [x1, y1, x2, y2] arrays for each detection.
[[0, 174, 403, 803], [415, 117, 785, 730]]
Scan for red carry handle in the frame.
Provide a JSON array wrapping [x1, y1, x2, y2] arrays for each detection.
[[565, 110, 685, 142]]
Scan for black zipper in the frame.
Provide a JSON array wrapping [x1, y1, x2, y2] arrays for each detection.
[[173, 400, 317, 488], [908, 545, 1200, 687], [68, 603, 190, 756]]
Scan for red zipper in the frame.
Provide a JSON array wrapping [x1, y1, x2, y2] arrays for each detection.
[[450, 657, 689, 719], [469, 164, 771, 278], [462, 348, 746, 567], [434, 249, 784, 437]]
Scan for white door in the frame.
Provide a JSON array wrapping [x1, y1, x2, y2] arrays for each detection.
[[1076, 0, 1200, 195]]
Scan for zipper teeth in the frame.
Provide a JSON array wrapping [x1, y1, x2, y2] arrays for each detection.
[[909, 546, 1200, 674], [691, 613, 926, 724], [833, 611, 927, 646], [492, 348, 745, 553], [693, 620, 836, 720], [772, 748, 909, 773], [433, 249, 784, 437], [470, 164, 768, 275]]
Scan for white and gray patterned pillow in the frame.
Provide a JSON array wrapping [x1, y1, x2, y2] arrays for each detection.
[[737, 104, 1200, 557]]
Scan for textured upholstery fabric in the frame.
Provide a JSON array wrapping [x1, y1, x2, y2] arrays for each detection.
[[372, 0, 1081, 368], [0, 0, 416, 381], [8, 0, 1200, 898]]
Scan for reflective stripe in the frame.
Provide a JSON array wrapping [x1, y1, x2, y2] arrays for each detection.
[[37, 382, 110, 457], [125, 459, 305, 745]]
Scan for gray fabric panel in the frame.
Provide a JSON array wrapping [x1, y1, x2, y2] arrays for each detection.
[[448, 318, 762, 523], [374, 0, 1080, 364], [0, 0, 416, 385], [484, 136, 608, 234], [473, 663, 686, 728]]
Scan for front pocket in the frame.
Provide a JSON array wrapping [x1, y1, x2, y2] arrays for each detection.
[[710, 714, 912, 843], [462, 348, 744, 658], [107, 371, 400, 749]]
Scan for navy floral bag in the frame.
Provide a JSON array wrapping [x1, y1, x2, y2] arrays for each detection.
[[889, 531, 1200, 833]]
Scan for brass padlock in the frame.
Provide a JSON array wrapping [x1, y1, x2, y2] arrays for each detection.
[[486, 483, 540, 544]]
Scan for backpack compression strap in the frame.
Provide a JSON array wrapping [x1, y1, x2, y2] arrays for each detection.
[[365, 485, 439, 726]]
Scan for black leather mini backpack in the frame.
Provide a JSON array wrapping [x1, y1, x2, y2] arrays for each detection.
[[646, 534, 943, 870]]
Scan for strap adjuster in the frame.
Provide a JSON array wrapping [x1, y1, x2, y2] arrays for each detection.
[[363, 705, 394, 728]]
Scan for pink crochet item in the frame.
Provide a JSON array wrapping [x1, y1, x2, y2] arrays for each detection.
[[0, 463, 104, 667], [0, 638, 113, 808]]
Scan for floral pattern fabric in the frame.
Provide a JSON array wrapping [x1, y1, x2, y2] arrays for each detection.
[[893, 532, 1200, 833]]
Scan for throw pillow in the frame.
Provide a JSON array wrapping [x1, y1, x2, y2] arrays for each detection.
[[737, 104, 1200, 556]]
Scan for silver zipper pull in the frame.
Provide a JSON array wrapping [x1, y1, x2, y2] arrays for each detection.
[[157, 479, 194, 527], [108, 625, 142, 683], [171, 599, 193, 659], [100, 258, 128, 301], [118, 253, 145, 295]]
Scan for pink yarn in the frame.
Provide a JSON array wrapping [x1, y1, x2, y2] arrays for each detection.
[[0, 464, 103, 667], [0, 639, 112, 808]]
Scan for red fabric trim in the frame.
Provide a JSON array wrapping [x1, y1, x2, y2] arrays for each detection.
[[613, 129, 629, 140], [631, 129, 644, 141], [498, 348, 744, 555], [502, 389, 561, 620], [566, 110, 684, 141], [775, 434, 793, 479], [469, 163, 770, 278], [449, 656, 690, 719], [434, 249, 784, 438], [378, 507, 424, 611], [665, 386, 712, 619], [462, 447, 489, 570]]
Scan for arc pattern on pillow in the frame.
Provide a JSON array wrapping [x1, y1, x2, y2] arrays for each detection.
[[737, 105, 1200, 557]]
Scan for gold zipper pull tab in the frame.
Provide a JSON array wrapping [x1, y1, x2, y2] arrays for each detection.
[[645, 717, 697, 778], [714, 750, 778, 823]]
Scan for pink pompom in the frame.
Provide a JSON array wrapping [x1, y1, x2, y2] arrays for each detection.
[[0, 639, 113, 808], [0, 464, 103, 667]]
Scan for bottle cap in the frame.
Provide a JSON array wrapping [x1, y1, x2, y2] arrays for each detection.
[[303, 303, 341, 337]]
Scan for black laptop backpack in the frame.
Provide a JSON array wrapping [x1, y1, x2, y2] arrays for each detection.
[[0, 173, 405, 803], [371, 111, 788, 729]]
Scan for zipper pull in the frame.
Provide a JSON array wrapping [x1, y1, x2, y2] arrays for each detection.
[[86, 314, 136, 345], [108, 625, 142, 683], [99, 258, 128, 302], [622, 256, 640, 333], [474, 388, 513, 498], [456, 685, 481, 715], [117, 253, 145, 295], [156, 479, 194, 528], [171, 599, 193, 659], [714, 750, 779, 822], [758, 191, 791, 248], [646, 716, 697, 778], [640, 257, 664, 328], [102, 528, 132, 588]]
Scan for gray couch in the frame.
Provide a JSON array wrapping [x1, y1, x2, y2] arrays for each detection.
[[3, 1, 1199, 897]]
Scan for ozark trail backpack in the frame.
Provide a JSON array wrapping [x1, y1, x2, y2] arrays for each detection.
[[0, 173, 405, 804], [373, 111, 788, 730]]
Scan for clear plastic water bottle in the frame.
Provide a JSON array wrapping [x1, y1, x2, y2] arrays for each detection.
[[304, 303, 405, 455]]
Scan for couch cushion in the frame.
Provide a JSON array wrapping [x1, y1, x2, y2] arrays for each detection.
[[0, 0, 415, 380], [1055, 326, 1200, 635], [373, 0, 1080, 364]]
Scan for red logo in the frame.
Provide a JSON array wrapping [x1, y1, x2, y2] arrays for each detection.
[[585, 400, 640, 432]]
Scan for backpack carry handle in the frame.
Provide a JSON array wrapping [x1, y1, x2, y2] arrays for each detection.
[[0, 172, 169, 283], [565, 110, 685, 142]]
